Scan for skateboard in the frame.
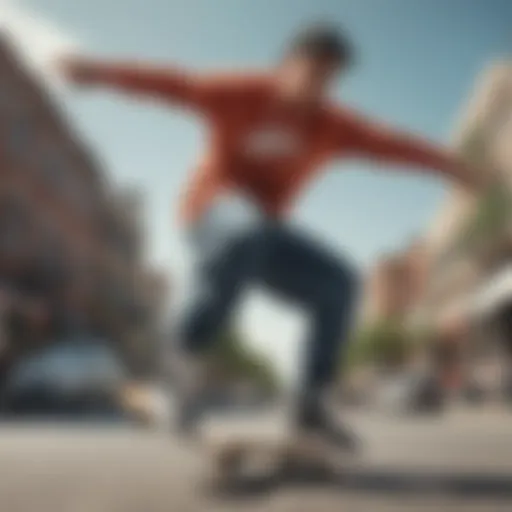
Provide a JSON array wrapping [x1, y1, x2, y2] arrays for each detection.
[[202, 430, 346, 487]]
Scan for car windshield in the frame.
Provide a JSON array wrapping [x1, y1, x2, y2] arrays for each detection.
[[8, 340, 126, 390]]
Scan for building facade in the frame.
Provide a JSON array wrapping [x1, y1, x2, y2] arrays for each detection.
[[362, 240, 429, 324], [413, 61, 512, 333], [0, 35, 167, 376], [403, 61, 512, 392]]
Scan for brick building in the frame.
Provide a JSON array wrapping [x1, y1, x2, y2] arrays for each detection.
[[362, 240, 429, 324], [0, 35, 167, 376]]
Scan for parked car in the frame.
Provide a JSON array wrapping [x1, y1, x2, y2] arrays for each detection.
[[375, 371, 445, 415], [1, 338, 129, 419], [461, 380, 488, 405]]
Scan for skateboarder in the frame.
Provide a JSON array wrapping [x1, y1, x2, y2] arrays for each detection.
[[59, 23, 485, 448]]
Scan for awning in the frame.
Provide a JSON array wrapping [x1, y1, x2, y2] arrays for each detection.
[[470, 265, 512, 318], [436, 295, 473, 332]]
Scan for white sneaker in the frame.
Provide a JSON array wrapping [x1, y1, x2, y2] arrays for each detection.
[[169, 353, 211, 435]]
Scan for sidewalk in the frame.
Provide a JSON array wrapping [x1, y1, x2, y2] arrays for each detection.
[[446, 400, 512, 420]]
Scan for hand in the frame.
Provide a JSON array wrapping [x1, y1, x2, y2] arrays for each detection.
[[0, 289, 12, 314], [56, 56, 98, 85], [460, 163, 492, 195]]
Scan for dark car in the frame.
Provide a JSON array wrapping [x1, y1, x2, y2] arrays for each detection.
[[376, 371, 445, 415], [1, 339, 129, 419]]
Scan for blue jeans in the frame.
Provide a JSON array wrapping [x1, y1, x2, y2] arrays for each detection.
[[179, 202, 359, 395]]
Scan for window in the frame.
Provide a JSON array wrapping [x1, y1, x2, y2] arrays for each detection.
[[66, 178, 94, 217], [0, 86, 11, 111], [0, 194, 33, 255], [41, 143, 65, 186], [0, 82, 29, 116], [39, 142, 93, 216], [488, 89, 512, 179], [9, 116, 33, 157]]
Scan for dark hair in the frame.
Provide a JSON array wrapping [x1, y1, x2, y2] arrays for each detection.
[[286, 22, 355, 68]]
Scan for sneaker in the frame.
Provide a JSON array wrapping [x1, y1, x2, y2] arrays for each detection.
[[169, 353, 210, 436], [297, 400, 360, 453], [175, 388, 205, 436]]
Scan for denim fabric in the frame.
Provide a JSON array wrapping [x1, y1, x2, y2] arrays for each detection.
[[180, 200, 359, 392]]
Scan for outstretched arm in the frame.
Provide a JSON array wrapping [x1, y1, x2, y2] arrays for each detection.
[[59, 56, 214, 109], [341, 112, 486, 191]]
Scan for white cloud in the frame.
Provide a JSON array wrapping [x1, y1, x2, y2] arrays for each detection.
[[0, 0, 79, 85]]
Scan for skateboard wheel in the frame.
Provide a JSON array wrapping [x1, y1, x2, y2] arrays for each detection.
[[216, 446, 244, 474]]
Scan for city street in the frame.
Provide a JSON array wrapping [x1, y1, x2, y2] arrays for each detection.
[[1, 409, 512, 512]]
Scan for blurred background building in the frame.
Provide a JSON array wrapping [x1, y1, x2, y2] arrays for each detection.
[[414, 62, 512, 336], [363, 60, 512, 331], [362, 240, 429, 324], [357, 61, 512, 399], [0, 33, 168, 392]]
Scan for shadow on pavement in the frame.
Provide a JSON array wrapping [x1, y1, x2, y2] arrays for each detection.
[[208, 468, 512, 502]]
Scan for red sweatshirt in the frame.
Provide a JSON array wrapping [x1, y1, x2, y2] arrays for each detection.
[[69, 60, 473, 223]]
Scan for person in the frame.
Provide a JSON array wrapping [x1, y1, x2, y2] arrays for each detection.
[[59, 23, 485, 447]]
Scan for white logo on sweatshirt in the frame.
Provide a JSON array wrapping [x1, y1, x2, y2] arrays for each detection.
[[243, 127, 300, 158]]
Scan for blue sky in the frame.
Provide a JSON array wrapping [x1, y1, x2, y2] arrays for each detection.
[[5, 0, 511, 380]]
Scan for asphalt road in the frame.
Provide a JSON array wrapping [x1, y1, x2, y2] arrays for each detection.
[[1, 409, 512, 512]]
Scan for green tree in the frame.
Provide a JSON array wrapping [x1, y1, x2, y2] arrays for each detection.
[[452, 125, 512, 255], [208, 330, 279, 393], [455, 183, 512, 253], [458, 124, 489, 168], [345, 319, 414, 370]]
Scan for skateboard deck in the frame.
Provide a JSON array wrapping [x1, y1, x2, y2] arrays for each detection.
[[200, 428, 346, 487]]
